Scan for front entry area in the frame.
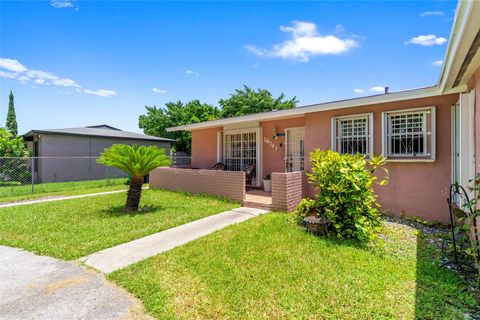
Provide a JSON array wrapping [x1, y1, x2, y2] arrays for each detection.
[[218, 127, 262, 187]]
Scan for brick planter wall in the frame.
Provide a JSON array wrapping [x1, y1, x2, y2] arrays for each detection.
[[149, 167, 245, 202], [271, 171, 309, 212]]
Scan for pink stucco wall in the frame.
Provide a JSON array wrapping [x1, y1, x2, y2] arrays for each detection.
[[304, 93, 459, 222], [191, 127, 221, 169], [260, 117, 305, 176], [189, 93, 459, 222]]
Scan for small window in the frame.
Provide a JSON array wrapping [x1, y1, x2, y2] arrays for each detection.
[[382, 107, 435, 160], [332, 114, 373, 156]]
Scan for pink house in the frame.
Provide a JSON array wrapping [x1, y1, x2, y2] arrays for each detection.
[[150, 0, 480, 222]]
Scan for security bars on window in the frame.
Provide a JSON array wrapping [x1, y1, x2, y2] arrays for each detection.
[[223, 131, 257, 179], [385, 109, 433, 158], [333, 116, 371, 155]]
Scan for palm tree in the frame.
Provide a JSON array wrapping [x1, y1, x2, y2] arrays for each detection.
[[97, 144, 171, 212]]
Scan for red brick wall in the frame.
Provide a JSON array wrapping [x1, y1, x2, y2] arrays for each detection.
[[150, 167, 245, 202], [272, 171, 308, 212]]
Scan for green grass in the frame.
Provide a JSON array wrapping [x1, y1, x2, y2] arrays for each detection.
[[0, 178, 130, 203], [0, 189, 237, 260], [110, 213, 478, 320]]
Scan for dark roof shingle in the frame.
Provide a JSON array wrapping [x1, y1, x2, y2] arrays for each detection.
[[23, 125, 175, 142]]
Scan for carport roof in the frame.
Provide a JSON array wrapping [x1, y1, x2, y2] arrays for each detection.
[[23, 125, 175, 142]]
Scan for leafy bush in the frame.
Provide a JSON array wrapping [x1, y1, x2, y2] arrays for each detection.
[[454, 174, 480, 285], [307, 149, 388, 241], [293, 198, 317, 224], [0, 128, 30, 184]]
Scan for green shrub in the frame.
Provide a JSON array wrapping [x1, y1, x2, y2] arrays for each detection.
[[293, 198, 317, 224], [307, 149, 388, 241]]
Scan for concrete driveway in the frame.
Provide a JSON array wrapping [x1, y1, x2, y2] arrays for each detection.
[[0, 246, 150, 320]]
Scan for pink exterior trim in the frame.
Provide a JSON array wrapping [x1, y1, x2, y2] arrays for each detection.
[[150, 167, 245, 202], [271, 171, 308, 212]]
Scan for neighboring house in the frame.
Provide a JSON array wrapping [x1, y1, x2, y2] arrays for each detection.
[[23, 125, 174, 183], [151, 0, 480, 222]]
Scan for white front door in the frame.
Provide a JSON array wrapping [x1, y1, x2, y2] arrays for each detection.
[[285, 128, 305, 172], [452, 91, 475, 198]]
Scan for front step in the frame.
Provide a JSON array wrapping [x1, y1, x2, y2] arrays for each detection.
[[242, 201, 273, 211]]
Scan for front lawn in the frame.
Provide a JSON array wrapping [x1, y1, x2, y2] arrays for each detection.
[[0, 189, 237, 260], [0, 178, 129, 203], [110, 213, 477, 319]]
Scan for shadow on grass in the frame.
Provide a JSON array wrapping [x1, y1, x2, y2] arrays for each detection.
[[101, 205, 162, 217], [415, 232, 479, 319]]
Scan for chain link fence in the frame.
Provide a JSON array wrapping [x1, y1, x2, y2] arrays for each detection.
[[0, 157, 130, 199], [0, 155, 193, 200]]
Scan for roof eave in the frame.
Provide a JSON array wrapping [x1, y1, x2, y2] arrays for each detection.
[[167, 86, 440, 132], [438, 0, 480, 92], [22, 130, 175, 142]]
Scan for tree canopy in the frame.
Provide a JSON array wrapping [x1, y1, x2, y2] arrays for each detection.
[[219, 85, 297, 118], [6, 91, 18, 136], [0, 128, 28, 157], [138, 86, 297, 153], [139, 100, 220, 153]]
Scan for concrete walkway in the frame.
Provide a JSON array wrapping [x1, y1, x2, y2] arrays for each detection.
[[81, 207, 268, 273], [0, 246, 150, 320], [0, 187, 148, 208]]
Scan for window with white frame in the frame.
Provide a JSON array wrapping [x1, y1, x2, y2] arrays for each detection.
[[332, 114, 373, 156], [382, 107, 435, 160]]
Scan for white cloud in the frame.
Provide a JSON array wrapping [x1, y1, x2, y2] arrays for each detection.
[[353, 88, 364, 94], [420, 11, 444, 17], [186, 69, 200, 76], [432, 60, 443, 66], [245, 21, 358, 62], [83, 89, 117, 98], [152, 88, 167, 94], [50, 0, 75, 8], [405, 34, 447, 46], [0, 70, 19, 79], [0, 58, 28, 72], [370, 86, 386, 93], [0, 57, 115, 98]]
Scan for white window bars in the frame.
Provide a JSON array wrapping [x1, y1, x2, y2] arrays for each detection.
[[332, 114, 373, 156], [382, 107, 435, 160]]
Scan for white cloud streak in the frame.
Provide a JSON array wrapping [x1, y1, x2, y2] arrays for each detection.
[[420, 11, 444, 17], [0, 58, 28, 72], [0, 57, 116, 98], [432, 60, 443, 66], [405, 34, 447, 46], [83, 89, 117, 98], [186, 69, 200, 76], [50, 0, 75, 8], [152, 88, 167, 94], [370, 86, 386, 93], [353, 88, 364, 94], [245, 21, 359, 62]]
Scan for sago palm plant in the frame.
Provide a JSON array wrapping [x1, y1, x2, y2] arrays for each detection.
[[97, 144, 171, 212]]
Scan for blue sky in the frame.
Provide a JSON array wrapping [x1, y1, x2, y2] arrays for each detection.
[[0, 0, 456, 134]]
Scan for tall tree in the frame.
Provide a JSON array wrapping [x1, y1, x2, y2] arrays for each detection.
[[6, 91, 18, 136], [139, 100, 220, 153], [219, 85, 298, 118]]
